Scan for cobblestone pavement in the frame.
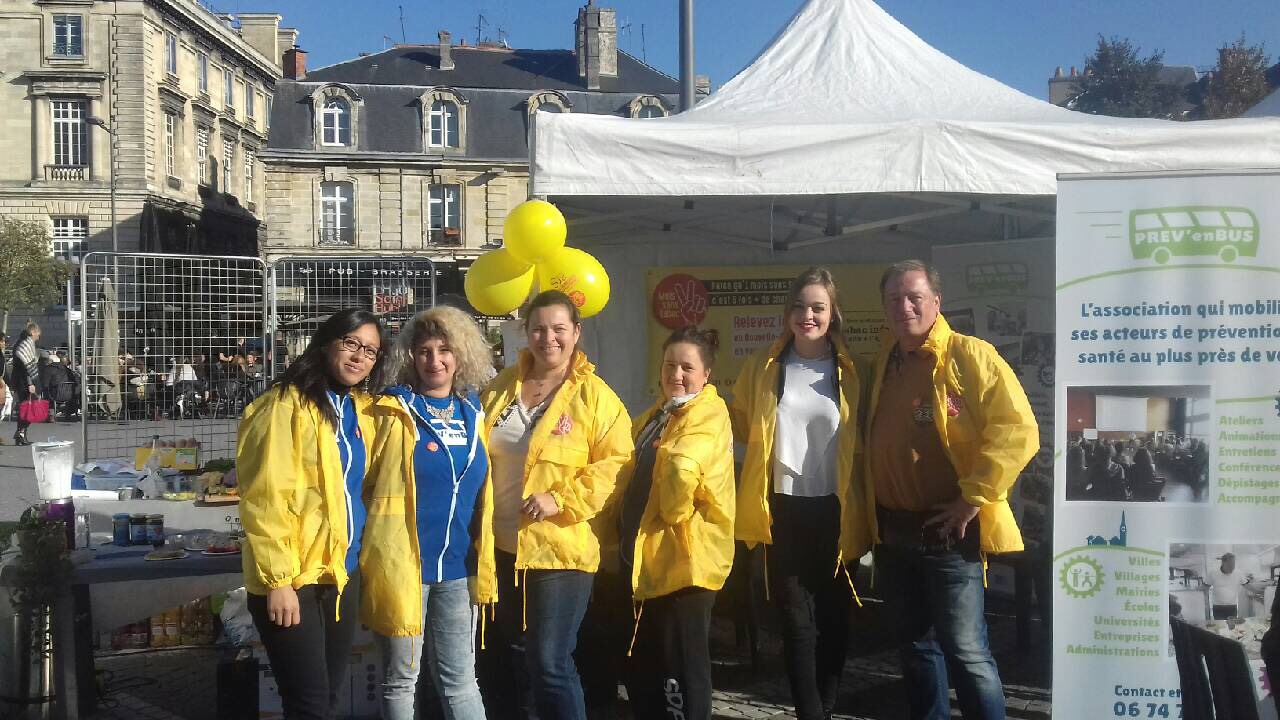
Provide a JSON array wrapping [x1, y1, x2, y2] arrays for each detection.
[[80, 604, 1050, 720]]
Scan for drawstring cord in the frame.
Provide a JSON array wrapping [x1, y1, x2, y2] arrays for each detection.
[[626, 601, 645, 657], [516, 567, 529, 632], [478, 605, 487, 651], [834, 552, 862, 607], [981, 552, 989, 588]]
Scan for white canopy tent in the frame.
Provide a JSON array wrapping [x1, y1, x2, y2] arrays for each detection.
[[529, 0, 1280, 409]]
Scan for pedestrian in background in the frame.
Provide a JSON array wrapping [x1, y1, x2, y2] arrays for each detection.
[[362, 306, 495, 720], [616, 326, 735, 720], [731, 268, 870, 720], [11, 322, 43, 446], [477, 290, 633, 720], [237, 309, 390, 720]]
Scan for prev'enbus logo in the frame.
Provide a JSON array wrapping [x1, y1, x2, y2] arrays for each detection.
[[1128, 206, 1259, 264]]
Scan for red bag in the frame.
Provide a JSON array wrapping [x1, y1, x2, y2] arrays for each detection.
[[19, 398, 50, 424]]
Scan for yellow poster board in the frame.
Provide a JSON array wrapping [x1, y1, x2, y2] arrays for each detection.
[[645, 264, 888, 399]]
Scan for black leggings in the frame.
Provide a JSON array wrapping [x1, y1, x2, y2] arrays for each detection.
[[768, 493, 852, 720], [626, 586, 717, 720], [247, 578, 359, 720]]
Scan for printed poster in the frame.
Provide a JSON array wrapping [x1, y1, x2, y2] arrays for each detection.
[[1055, 171, 1279, 720], [645, 265, 886, 400]]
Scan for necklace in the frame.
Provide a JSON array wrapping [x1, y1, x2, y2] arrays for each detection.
[[423, 397, 455, 421]]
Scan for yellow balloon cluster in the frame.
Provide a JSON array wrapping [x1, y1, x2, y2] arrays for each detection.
[[464, 200, 611, 318]]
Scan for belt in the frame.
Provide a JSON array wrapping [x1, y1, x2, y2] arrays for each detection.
[[876, 505, 980, 556]]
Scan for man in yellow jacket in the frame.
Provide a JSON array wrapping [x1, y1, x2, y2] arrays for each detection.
[[867, 260, 1038, 720]]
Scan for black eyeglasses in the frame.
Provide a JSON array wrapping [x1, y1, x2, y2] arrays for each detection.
[[338, 335, 381, 362]]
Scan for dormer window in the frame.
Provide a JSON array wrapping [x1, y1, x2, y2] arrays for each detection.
[[311, 85, 362, 150], [628, 95, 671, 119], [429, 100, 459, 147], [528, 91, 572, 116], [420, 88, 467, 152], [321, 98, 350, 146]]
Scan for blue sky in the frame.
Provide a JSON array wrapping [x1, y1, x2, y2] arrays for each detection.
[[219, 0, 1280, 99]]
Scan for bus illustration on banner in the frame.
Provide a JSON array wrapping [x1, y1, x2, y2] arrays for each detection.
[[1128, 206, 1259, 264]]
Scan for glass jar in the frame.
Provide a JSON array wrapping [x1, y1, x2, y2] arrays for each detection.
[[113, 513, 131, 546], [129, 513, 149, 545], [146, 514, 165, 546]]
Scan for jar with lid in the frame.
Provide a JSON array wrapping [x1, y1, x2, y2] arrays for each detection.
[[112, 513, 131, 546], [146, 514, 165, 546], [129, 513, 149, 545]]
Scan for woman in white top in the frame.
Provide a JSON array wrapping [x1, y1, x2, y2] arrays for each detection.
[[731, 267, 866, 720]]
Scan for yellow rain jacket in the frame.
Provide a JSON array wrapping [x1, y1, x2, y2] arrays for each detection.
[[237, 384, 375, 597], [358, 394, 498, 638], [618, 384, 736, 601], [865, 314, 1039, 554], [479, 349, 633, 573], [730, 337, 873, 562]]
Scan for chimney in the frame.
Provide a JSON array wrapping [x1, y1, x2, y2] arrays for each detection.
[[277, 27, 299, 61], [695, 74, 710, 98], [237, 14, 282, 65], [1053, 66, 1063, 78], [438, 30, 454, 71], [575, 2, 617, 90], [1070, 66, 1079, 77], [283, 46, 307, 80]]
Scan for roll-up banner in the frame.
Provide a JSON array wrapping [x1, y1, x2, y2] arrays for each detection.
[[1054, 170, 1278, 720]]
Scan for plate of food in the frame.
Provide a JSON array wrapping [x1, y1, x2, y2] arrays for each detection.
[[203, 536, 241, 555], [145, 548, 188, 561]]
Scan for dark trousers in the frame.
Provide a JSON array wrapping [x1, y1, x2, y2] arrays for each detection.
[[477, 550, 594, 720], [1263, 596, 1280, 716], [626, 586, 717, 720], [577, 571, 632, 720], [767, 493, 851, 720], [247, 578, 359, 720]]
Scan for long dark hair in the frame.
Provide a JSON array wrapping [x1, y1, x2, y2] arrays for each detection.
[[271, 309, 390, 428]]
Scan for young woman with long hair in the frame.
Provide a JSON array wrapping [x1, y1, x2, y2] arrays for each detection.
[[237, 309, 390, 719]]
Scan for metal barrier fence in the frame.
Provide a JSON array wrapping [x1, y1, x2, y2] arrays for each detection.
[[79, 253, 267, 463], [74, 253, 438, 462], [268, 256, 437, 377]]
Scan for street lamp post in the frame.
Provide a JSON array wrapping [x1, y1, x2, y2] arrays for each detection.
[[85, 116, 117, 254]]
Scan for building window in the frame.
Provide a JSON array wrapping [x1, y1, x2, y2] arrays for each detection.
[[223, 68, 234, 109], [243, 148, 255, 203], [52, 100, 87, 167], [165, 31, 178, 76], [321, 99, 350, 146], [197, 52, 209, 93], [637, 104, 665, 119], [428, 184, 461, 244], [629, 95, 671, 119], [164, 112, 177, 178], [528, 91, 571, 115], [52, 15, 83, 57], [246, 84, 255, 120], [196, 126, 209, 184], [319, 181, 354, 245], [52, 218, 89, 259], [222, 139, 234, 192], [266, 96, 273, 128], [428, 100, 459, 148]]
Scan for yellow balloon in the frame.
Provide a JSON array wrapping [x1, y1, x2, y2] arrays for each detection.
[[504, 200, 567, 265], [536, 247, 611, 318], [464, 249, 535, 316]]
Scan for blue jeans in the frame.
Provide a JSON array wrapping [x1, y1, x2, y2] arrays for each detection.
[[377, 577, 485, 720], [477, 551, 594, 720], [876, 543, 1006, 720]]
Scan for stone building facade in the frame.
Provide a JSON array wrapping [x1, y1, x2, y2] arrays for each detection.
[[260, 4, 680, 300], [0, 0, 294, 342]]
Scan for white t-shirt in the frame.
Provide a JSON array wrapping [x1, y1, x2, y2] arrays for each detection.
[[772, 351, 840, 497], [486, 398, 549, 553], [1206, 565, 1243, 606]]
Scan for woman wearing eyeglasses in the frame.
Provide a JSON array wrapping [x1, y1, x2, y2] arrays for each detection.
[[237, 309, 390, 719]]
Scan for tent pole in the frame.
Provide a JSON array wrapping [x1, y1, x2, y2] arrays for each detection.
[[679, 0, 695, 111]]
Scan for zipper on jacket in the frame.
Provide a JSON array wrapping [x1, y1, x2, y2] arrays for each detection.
[[327, 392, 356, 561]]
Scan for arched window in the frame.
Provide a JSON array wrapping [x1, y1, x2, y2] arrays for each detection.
[[428, 100, 459, 148], [628, 95, 671, 119], [319, 181, 354, 245], [321, 98, 350, 146], [637, 104, 664, 119], [527, 91, 572, 116]]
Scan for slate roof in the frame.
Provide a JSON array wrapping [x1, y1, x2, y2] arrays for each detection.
[[266, 45, 679, 160]]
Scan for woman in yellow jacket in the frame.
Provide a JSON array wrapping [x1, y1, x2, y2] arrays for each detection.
[[237, 308, 390, 720], [477, 290, 633, 720], [616, 326, 734, 720], [731, 267, 871, 720], [360, 306, 496, 720]]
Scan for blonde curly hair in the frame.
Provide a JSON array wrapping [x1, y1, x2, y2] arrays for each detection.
[[392, 305, 493, 395]]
